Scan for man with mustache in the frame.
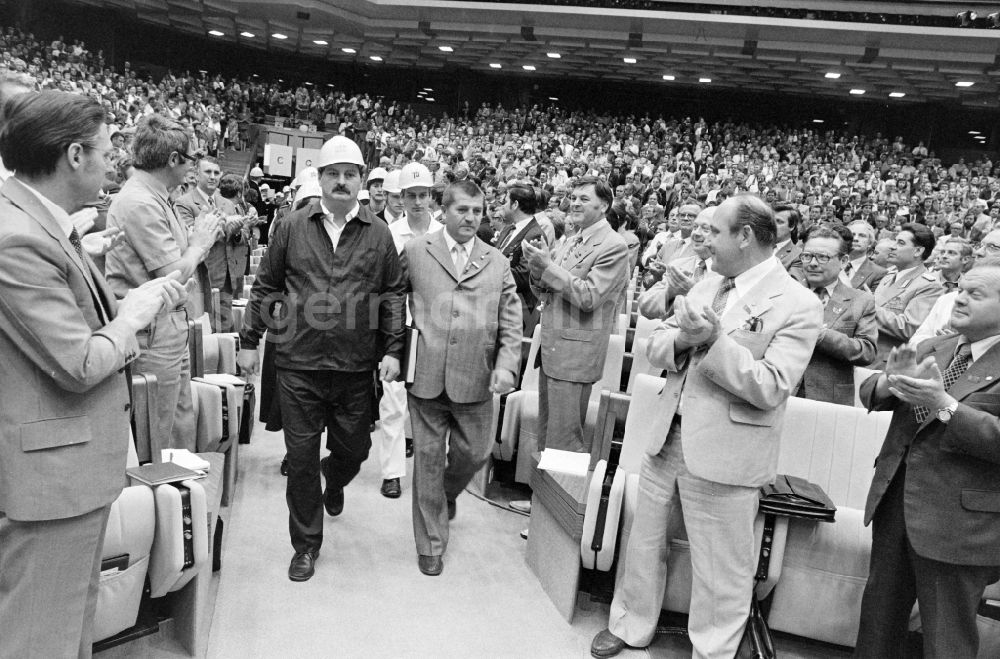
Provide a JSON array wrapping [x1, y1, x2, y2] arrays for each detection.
[[238, 136, 406, 582]]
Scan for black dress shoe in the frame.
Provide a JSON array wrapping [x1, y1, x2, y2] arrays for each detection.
[[590, 629, 629, 658], [324, 486, 344, 516], [288, 550, 319, 582], [380, 478, 401, 498], [405, 438, 413, 458], [417, 554, 443, 576], [447, 499, 456, 521]]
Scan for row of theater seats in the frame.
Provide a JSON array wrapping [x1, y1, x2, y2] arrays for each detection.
[[92, 305, 252, 652], [479, 275, 1000, 654]]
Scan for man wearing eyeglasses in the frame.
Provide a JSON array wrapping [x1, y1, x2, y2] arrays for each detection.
[[795, 224, 878, 405], [106, 114, 223, 456]]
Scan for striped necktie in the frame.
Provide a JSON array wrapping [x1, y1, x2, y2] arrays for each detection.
[[712, 277, 736, 316]]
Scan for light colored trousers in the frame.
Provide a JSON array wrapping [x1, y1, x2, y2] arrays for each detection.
[[376, 380, 408, 480], [609, 428, 759, 659], [134, 308, 196, 456]]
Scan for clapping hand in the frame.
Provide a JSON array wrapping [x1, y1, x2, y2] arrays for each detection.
[[521, 237, 551, 278], [665, 264, 695, 296], [81, 227, 127, 257], [884, 346, 951, 409], [673, 295, 721, 348]]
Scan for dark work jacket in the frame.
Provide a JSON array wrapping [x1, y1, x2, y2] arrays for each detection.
[[240, 199, 406, 371]]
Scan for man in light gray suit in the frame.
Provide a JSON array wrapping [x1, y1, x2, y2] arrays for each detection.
[[404, 180, 522, 576], [638, 207, 715, 320], [592, 194, 822, 659], [522, 176, 630, 454], [0, 91, 184, 659]]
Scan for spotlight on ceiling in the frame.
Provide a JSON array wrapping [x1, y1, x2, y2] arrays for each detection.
[[889, 92, 906, 98], [438, 46, 454, 52], [824, 72, 841, 79], [272, 33, 288, 40], [240, 32, 255, 38], [313, 40, 328, 46], [698, 78, 711, 83], [489, 63, 502, 69], [662, 75, 675, 81], [369, 55, 383, 61], [208, 30, 224, 37], [623, 57, 637, 64], [523, 65, 536, 71], [342, 47, 356, 54], [547, 52, 561, 59], [955, 81, 975, 87], [849, 88, 865, 95], [813, 119, 824, 123]]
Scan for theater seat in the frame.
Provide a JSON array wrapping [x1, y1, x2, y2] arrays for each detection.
[[93, 436, 155, 643], [147, 478, 210, 598]]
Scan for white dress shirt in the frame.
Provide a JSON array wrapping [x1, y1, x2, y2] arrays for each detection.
[[320, 200, 360, 252]]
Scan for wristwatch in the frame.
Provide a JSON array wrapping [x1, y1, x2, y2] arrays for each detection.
[[936, 401, 959, 423]]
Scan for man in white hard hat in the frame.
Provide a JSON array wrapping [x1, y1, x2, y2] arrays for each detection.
[[377, 162, 444, 499], [379, 168, 405, 224], [238, 135, 406, 582], [364, 166, 389, 216]]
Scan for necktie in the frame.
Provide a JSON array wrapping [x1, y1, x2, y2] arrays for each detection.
[[942, 280, 959, 292], [843, 262, 853, 277], [712, 277, 736, 316], [693, 259, 707, 281], [913, 343, 973, 423], [68, 228, 85, 260], [815, 287, 829, 307], [560, 235, 584, 266], [497, 224, 515, 251], [452, 244, 467, 276]]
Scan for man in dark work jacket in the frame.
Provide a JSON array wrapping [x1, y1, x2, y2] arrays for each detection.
[[239, 136, 405, 582]]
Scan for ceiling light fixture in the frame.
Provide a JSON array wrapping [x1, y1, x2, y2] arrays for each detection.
[[970, 130, 981, 135], [313, 40, 328, 46], [342, 47, 356, 54], [623, 57, 637, 64], [889, 92, 906, 98], [813, 119, 824, 123], [489, 63, 502, 69], [824, 72, 841, 79], [370, 55, 383, 61], [523, 65, 536, 71], [272, 33, 288, 40], [208, 30, 224, 37], [438, 46, 453, 52], [956, 81, 975, 87], [426, 97, 435, 102], [549, 96, 558, 100], [699, 77, 711, 83], [547, 52, 561, 59], [424, 88, 433, 91], [849, 89, 865, 95], [662, 75, 675, 81], [240, 32, 255, 38]]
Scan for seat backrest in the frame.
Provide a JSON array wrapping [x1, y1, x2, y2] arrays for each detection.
[[633, 315, 660, 348], [626, 338, 660, 394], [520, 324, 542, 392], [853, 366, 879, 408], [591, 333, 626, 403], [615, 314, 628, 337], [619, 373, 668, 475], [776, 397, 892, 509], [590, 390, 631, 471]]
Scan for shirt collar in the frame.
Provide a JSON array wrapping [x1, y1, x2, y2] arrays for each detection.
[[194, 186, 216, 206], [577, 218, 608, 243], [894, 264, 919, 281], [18, 178, 74, 237], [442, 229, 471, 254], [320, 200, 360, 223], [849, 255, 867, 270], [775, 238, 791, 252], [732, 255, 781, 300], [511, 215, 533, 235], [966, 334, 1000, 363]]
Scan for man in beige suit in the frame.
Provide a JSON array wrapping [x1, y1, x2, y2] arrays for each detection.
[[522, 176, 630, 454], [592, 194, 822, 659], [638, 206, 715, 320], [0, 92, 184, 659], [404, 180, 522, 576]]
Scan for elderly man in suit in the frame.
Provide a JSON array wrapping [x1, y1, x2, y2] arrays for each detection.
[[855, 257, 1000, 658], [591, 194, 822, 659], [796, 224, 878, 405], [638, 206, 715, 320], [522, 175, 630, 454], [845, 220, 887, 291], [174, 156, 249, 332], [0, 92, 184, 659], [641, 202, 700, 286], [496, 182, 545, 334], [872, 222, 945, 365], [404, 180, 522, 576]]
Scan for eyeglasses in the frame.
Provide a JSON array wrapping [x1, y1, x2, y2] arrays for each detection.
[[799, 252, 837, 264], [175, 151, 197, 163]]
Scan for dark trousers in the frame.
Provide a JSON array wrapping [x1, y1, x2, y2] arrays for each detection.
[[277, 368, 373, 553], [408, 392, 493, 557], [855, 465, 1000, 659]]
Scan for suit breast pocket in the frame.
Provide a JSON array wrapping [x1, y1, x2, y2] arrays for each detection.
[[730, 329, 771, 360], [20, 416, 92, 452], [961, 489, 1000, 513]]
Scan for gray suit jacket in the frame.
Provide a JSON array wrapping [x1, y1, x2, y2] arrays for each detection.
[[862, 335, 1000, 565], [872, 264, 945, 364], [645, 260, 823, 486], [0, 178, 138, 521], [174, 189, 249, 288], [404, 232, 522, 403], [798, 281, 878, 405], [849, 257, 887, 292], [531, 219, 630, 383]]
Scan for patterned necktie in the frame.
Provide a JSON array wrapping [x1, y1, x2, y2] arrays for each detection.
[[560, 234, 584, 265], [68, 228, 85, 260], [694, 259, 707, 281], [497, 224, 515, 251], [815, 287, 829, 307], [913, 343, 973, 423], [712, 277, 736, 316], [843, 262, 853, 277]]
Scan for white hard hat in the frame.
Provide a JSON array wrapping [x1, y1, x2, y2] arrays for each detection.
[[250, 166, 264, 178], [383, 169, 402, 194], [259, 183, 271, 191], [294, 180, 321, 205], [317, 135, 365, 169], [292, 166, 319, 188], [358, 190, 370, 202], [367, 167, 389, 185], [400, 162, 433, 190]]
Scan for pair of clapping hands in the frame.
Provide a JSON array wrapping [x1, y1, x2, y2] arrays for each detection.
[[882, 345, 953, 410], [645, 259, 697, 296]]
